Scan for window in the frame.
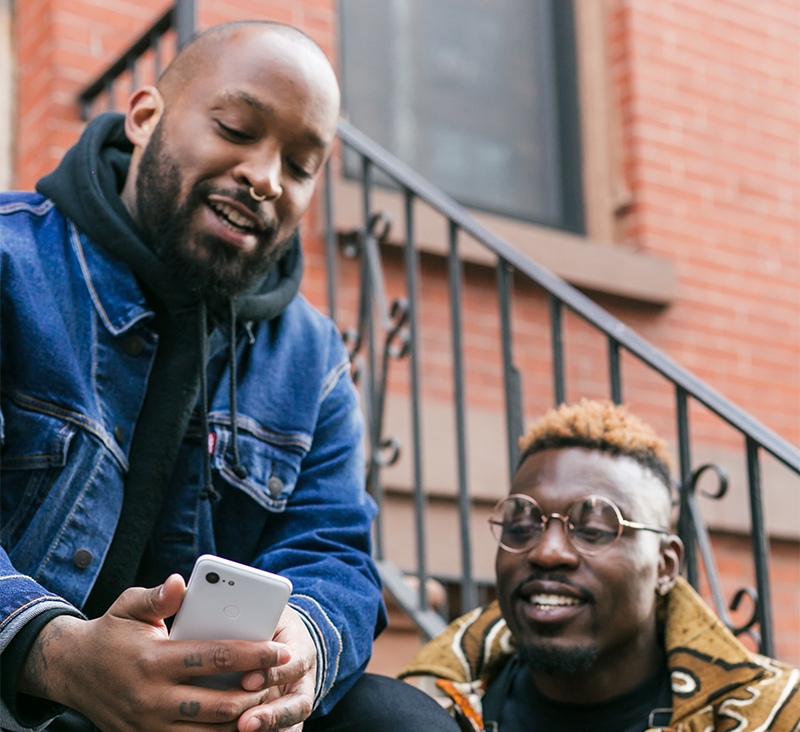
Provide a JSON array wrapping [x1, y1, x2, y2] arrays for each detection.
[[340, 0, 584, 233]]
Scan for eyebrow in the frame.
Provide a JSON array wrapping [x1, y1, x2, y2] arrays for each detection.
[[218, 90, 329, 150]]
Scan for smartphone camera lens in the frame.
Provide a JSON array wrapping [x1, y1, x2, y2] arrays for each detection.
[[205, 572, 220, 584]]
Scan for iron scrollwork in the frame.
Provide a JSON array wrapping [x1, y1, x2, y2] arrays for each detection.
[[681, 463, 760, 645], [339, 211, 412, 478]]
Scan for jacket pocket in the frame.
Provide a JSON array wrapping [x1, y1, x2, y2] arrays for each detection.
[[1, 400, 77, 546], [212, 426, 308, 513]]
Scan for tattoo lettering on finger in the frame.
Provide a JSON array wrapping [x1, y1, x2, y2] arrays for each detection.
[[183, 653, 203, 668], [179, 701, 201, 717]]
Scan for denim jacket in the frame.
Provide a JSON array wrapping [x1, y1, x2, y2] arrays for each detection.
[[0, 192, 384, 728]]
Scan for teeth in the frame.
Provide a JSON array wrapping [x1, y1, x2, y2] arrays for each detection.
[[529, 594, 581, 607], [211, 202, 256, 232]]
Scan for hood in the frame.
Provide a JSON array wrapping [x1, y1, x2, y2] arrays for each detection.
[[36, 112, 303, 321]]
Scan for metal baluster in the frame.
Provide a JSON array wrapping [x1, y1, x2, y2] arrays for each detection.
[[448, 221, 476, 613], [153, 33, 162, 80], [746, 438, 774, 657], [361, 157, 383, 560], [324, 159, 338, 321], [676, 387, 698, 589], [608, 337, 622, 405], [175, 0, 195, 50], [497, 258, 524, 477], [549, 295, 566, 406], [129, 56, 138, 95], [405, 190, 429, 612], [105, 78, 115, 112]]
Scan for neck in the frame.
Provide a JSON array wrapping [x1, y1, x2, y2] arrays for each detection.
[[528, 632, 665, 705]]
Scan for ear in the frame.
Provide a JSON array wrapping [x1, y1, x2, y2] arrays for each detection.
[[656, 534, 684, 596], [124, 86, 165, 148]]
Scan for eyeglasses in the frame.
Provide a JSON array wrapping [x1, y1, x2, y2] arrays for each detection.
[[488, 494, 668, 557]]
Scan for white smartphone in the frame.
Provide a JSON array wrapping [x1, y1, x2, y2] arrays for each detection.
[[169, 554, 293, 689]]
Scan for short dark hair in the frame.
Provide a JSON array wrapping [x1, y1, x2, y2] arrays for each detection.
[[518, 399, 672, 490]]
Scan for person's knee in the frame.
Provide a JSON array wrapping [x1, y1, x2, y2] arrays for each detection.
[[308, 673, 461, 731]]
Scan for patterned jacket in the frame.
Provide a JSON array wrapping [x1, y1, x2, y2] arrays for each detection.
[[400, 577, 800, 732]]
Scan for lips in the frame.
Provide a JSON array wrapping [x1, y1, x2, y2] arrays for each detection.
[[210, 200, 258, 232], [517, 580, 590, 624], [203, 194, 268, 252]]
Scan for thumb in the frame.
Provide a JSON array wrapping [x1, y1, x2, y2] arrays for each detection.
[[111, 573, 186, 625]]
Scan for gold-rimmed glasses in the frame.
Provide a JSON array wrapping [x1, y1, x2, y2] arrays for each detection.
[[488, 493, 668, 557]]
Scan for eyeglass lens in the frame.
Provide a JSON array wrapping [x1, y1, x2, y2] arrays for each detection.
[[490, 495, 622, 554]]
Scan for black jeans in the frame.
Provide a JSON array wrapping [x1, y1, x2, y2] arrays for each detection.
[[305, 674, 461, 731], [48, 674, 460, 732]]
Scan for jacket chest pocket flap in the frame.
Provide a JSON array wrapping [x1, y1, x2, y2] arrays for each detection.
[[212, 426, 308, 512]]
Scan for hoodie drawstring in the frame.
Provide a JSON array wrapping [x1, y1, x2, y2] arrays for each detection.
[[199, 297, 248, 502], [229, 298, 248, 479], [198, 298, 221, 503]]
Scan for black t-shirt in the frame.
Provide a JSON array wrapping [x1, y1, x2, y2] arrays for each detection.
[[484, 656, 673, 732]]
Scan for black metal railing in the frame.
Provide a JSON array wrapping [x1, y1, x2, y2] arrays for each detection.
[[77, 0, 195, 121], [329, 120, 800, 655], [75, 2, 800, 655]]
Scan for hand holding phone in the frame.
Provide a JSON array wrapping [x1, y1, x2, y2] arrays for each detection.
[[170, 554, 293, 689]]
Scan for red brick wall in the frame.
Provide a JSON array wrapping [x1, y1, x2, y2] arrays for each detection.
[[10, 0, 799, 664], [608, 0, 800, 446]]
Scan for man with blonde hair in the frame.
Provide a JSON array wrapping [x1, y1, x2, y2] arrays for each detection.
[[402, 400, 800, 731]]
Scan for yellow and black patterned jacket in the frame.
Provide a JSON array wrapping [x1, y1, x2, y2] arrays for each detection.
[[400, 577, 800, 732]]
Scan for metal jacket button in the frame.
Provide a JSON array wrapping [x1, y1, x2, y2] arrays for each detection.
[[113, 426, 124, 445], [123, 335, 145, 356], [267, 476, 284, 496], [73, 549, 93, 569]]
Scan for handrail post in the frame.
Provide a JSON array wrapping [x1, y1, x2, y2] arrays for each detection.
[[448, 221, 476, 613], [498, 259, 523, 476], [746, 438, 774, 657], [175, 0, 196, 50], [405, 190, 429, 612], [676, 387, 698, 589], [549, 296, 566, 406]]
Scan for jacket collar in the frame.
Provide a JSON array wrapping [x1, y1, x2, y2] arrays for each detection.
[[69, 221, 155, 336], [664, 577, 765, 722]]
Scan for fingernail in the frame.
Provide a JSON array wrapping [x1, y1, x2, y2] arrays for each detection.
[[245, 717, 260, 732], [244, 672, 266, 690]]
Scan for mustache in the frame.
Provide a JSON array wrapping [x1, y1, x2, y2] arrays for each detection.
[[195, 182, 276, 235], [513, 570, 596, 604]]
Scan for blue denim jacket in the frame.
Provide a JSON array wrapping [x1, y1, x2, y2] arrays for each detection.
[[0, 192, 384, 728]]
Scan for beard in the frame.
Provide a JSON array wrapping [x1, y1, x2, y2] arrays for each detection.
[[134, 118, 288, 306], [518, 641, 598, 675]]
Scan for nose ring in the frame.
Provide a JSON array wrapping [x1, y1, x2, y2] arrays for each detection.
[[249, 186, 267, 202]]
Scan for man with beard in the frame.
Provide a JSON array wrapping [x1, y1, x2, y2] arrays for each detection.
[[0, 20, 459, 732], [401, 400, 800, 732]]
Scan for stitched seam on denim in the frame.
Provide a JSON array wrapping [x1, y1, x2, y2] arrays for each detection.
[[290, 594, 342, 701], [218, 463, 290, 512], [69, 221, 119, 334], [288, 600, 329, 700], [1, 466, 61, 545], [319, 357, 350, 405], [1, 386, 128, 470], [0, 595, 69, 632], [68, 223, 153, 335], [206, 413, 312, 451], [34, 450, 108, 581], [1, 423, 75, 468], [0, 199, 54, 217]]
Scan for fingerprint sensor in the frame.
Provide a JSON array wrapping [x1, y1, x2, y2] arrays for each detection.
[[223, 605, 240, 619]]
